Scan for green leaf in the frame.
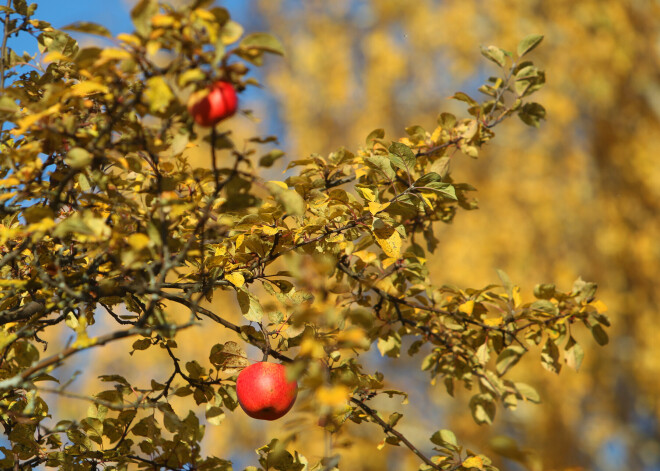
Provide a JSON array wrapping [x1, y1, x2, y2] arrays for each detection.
[[515, 382, 541, 403], [572, 277, 598, 303], [0, 94, 18, 113], [237, 287, 264, 322], [24, 206, 54, 224], [144, 76, 174, 114], [209, 341, 249, 373], [131, 338, 151, 352], [495, 345, 525, 376], [480, 45, 507, 67], [98, 374, 131, 387], [388, 412, 403, 428], [205, 405, 225, 426], [437, 112, 457, 129], [266, 181, 305, 217], [259, 149, 285, 168], [541, 338, 561, 374], [517, 34, 544, 57], [450, 92, 478, 107], [518, 102, 546, 127], [591, 324, 609, 346], [388, 142, 416, 175], [469, 394, 496, 425], [430, 429, 457, 447], [130, 0, 158, 37], [564, 337, 585, 371], [241, 32, 285, 56], [496, 269, 513, 297], [366, 128, 385, 144], [62, 21, 111, 38], [65, 147, 92, 169], [377, 335, 401, 358], [533, 283, 555, 299], [185, 360, 204, 380], [414, 173, 457, 200], [530, 299, 559, 317], [12, 0, 27, 15], [365, 155, 396, 181], [220, 20, 244, 45]]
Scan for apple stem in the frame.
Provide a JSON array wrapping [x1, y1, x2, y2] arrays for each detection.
[[259, 322, 271, 362]]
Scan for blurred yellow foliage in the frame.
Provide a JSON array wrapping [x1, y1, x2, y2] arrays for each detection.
[[247, 0, 660, 469]]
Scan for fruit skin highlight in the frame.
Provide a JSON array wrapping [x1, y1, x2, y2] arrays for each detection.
[[236, 362, 298, 421], [188, 80, 238, 127]]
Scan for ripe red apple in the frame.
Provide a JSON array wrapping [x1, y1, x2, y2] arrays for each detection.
[[188, 80, 238, 127], [236, 362, 298, 420]]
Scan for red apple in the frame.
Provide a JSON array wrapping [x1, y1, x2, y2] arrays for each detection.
[[188, 80, 238, 127], [236, 362, 298, 420]]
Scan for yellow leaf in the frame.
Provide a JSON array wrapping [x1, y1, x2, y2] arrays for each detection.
[[27, 217, 55, 234], [0, 177, 19, 187], [484, 317, 503, 327], [151, 14, 176, 27], [353, 250, 377, 264], [261, 226, 278, 236], [179, 68, 205, 87], [11, 104, 61, 135], [0, 192, 16, 202], [462, 456, 484, 470], [361, 187, 376, 202], [317, 385, 350, 407], [430, 125, 442, 142], [368, 201, 390, 215], [193, 8, 216, 21], [127, 233, 150, 250], [590, 300, 608, 313], [0, 332, 18, 350], [146, 40, 160, 57], [225, 272, 245, 288], [300, 338, 325, 358], [382, 257, 397, 269], [43, 51, 71, 63], [117, 33, 141, 47], [336, 328, 368, 347], [267, 180, 288, 190], [71, 81, 109, 97], [235, 234, 245, 249], [512, 285, 522, 307], [72, 333, 98, 349], [326, 233, 344, 243], [459, 300, 474, 315], [0, 280, 27, 287], [419, 193, 434, 209], [95, 48, 132, 66], [373, 225, 401, 259]]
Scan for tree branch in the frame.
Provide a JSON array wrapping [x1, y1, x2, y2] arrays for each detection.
[[350, 397, 440, 470], [0, 321, 194, 390], [0, 0, 12, 93]]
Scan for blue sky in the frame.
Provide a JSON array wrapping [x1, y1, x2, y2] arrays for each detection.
[[10, 1, 254, 56]]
